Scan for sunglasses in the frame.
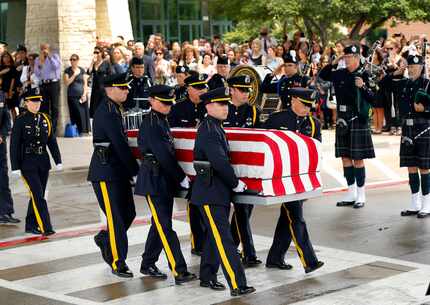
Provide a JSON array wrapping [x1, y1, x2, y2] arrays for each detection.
[[70, 58, 78, 61], [156, 52, 163, 55], [385, 48, 393, 51], [93, 51, 100, 54]]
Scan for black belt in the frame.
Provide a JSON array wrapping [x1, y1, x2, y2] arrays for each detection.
[[41, 79, 59, 84], [25, 147, 46, 155]]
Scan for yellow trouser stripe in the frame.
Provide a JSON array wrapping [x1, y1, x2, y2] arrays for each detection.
[[283, 204, 307, 267], [21, 176, 45, 233], [147, 195, 178, 276], [234, 213, 244, 257], [204, 205, 238, 289], [100, 181, 119, 270], [187, 202, 196, 249]]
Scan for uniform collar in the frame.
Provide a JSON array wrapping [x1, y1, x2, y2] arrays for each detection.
[[207, 115, 222, 125], [151, 109, 167, 119]]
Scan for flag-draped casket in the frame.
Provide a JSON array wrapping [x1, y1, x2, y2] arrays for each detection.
[[127, 127, 322, 202]]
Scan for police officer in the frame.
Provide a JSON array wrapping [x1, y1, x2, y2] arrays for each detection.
[[223, 75, 262, 267], [208, 55, 230, 90], [168, 71, 208, 256], [10, 88, 62, 235], [124, 57, 152, 110], [174, 65, 190, 102], [264, 87, 324, 274], [0, 91, 19, 224], [261, 51, 310, 109], [319, 43, 375, 209], [399, 55, 430, 218], [192, 87, 255, 296], [135, 85, 197, 284], [89, 73, 139, 278]]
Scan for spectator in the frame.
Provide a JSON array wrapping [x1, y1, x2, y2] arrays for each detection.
[[198, 53, 216, 78], [88, 46, 111, 118], [20, 53, 40, 91], [63, 54, 90, 135], [259, 27, 277, 55], [154, 48, 171, 84], [227, 49, 238, 68], [34, 43, 61, 132], [180, 45, 199, 71], [126, 39, 135, 51], [0, 52, 17, 120], [134, 42, 155, 82], [265, 46, 284, 70], [275, 45, 285, 60], [0, 41, 7, 56], [249, 39, 266, 66], [110, 47, 127, 74]]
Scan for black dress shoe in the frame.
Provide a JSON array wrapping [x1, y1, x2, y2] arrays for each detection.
[[242, 256, 262, 268], [305, 261, 324, 274], [0, 215, 9, 223], [25, 228, 42, 235], [200, 280, 226, 291], [191, 249, 202, 256], [112, 265, 133, 278], [43, 230, 56, 236], [401, 210, 419, 216], [140, 265, 168, 279], [231, 286, 256, 296], [265, 261, 293, 270], [417, 211, 430, 218], [175, 271, 197, 284], [353, 202, 365, 209], [5, 214, 20, 223], [336, 201, 355, 207]]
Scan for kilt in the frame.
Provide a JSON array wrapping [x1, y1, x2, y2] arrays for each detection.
[[400, 120, 430, 169], [335, 118, 375, 160]]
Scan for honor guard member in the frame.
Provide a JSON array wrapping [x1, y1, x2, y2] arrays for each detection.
[[89, 73, 139, 278], [0, 90, 19, 224], [264, 88, 323, 273], [399, 55, 430, 218], [208, 55, 230, 90], [168, 71, 208, 256], [10, 88, 62, 235], [124, 57, 152, 110], [135, 85, 197, 284], [319, 43, 375, 209], [224, 75, 262, 267], [261, 51, 310, 109], [174, 65, 190, 102], [192, 87, 255, 296]]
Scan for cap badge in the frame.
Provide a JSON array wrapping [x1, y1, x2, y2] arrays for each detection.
[[181, 67, 185, 73], [199, 74, 204, 80], [414, 56, 419, 64], [351, 46, 357, 53]]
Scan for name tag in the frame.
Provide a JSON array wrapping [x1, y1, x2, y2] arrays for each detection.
[[339, 105, 347, 112], [406, 119, 414, 126]]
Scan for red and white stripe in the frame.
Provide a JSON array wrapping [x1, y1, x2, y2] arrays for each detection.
[[127, 127, 322, 197]]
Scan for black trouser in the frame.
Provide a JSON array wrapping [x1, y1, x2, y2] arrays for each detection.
[[21, 169, 52, 233], [67, 96, 90, 134], [188, 201, 205, 252], [92, 180, 136, 270], [266, 201, 318, 269], [40, 81, 60, 132], [199, 204, 247, 290], [230, 203, 256, 258], [0, 140, 14, 215], [142, 194, 188, 276]]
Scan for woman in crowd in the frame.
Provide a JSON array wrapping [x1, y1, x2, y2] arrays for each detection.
[[110, 47, 127, 74], [0, 52, 17, 120], [266, 46, 284, 71], [88, 46, 111, 118], [154, 48, 171, 85], [63, 54, 90, 135], [179, 45, 199, 71], [198, 53, 216, 78], [20, 53, 40, 92], [249, 38, 266, 66]]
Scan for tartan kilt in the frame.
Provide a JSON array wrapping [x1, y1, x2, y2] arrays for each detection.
[[335, 119, 375, 160], [400, 121, 430, 169]]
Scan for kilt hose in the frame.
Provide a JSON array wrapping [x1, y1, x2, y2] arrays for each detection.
[[335, 118, 375, 160]]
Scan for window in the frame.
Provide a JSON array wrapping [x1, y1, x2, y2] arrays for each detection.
[[0, 3, 8, 41], [178, 0, 200, 21]]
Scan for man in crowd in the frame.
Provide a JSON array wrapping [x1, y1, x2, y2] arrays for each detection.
[[208, 55, 230, 90], [134, 42, 156, 82]]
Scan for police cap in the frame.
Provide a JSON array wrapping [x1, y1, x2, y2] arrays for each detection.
[[103, 73, 130, 88], [130, 57, 144, 66], [407, 54, 424, 65], [217, 55, 229, 65], [175, 65, 189, 74], [284, 50, 297, 64], [23, 87, 43, 102], [184, 72, 208, 89], [149, 85, 176, 105], [227, 75, 253, 91], [344, 44, 360, 55], [200, 87, 231, 105], [288, 87, 317, 107]]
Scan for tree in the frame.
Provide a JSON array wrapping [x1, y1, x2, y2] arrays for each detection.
[[210, 0, 430, 46]]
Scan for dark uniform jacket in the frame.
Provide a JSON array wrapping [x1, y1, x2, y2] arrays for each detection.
[[88, 97, 139, 182], [10, 111, 61, 171], [135, 110, 185, 196], [191, 116, 239, 206], [208, 73, 227, 90], [399, 77, 430, 119], [174, 85, 187, 103], [264, 108, 321, 142], [223, 103, 261, 128], [168, 98, 206, 127], [319, 64, 375, 119], [124, 76, 152, 110], [0, 98, 10, 140]]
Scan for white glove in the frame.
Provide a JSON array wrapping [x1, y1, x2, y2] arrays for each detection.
[[55, 163, 63, 171], [180, 176, 191, 189], [232, 180, 247, 193], [132, 176, 138, 184], [11, 170, 21, 177]]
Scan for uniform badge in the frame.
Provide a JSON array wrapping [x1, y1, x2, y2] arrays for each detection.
[[34, 87, 40, 95], [181, 67, 185, 73], [414, 56, 419, 64], [351, 46, 357, 53], [199, 74, 204, 81]]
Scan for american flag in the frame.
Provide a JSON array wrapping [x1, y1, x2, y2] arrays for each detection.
[[127, 128, 322, 197]]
